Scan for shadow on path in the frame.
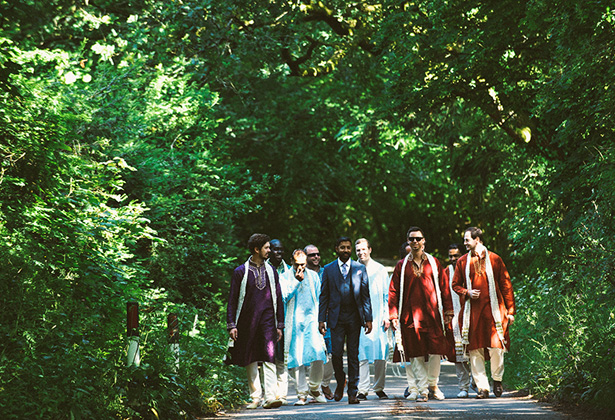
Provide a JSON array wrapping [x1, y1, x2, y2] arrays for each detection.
[[215, 361, 575, 419]]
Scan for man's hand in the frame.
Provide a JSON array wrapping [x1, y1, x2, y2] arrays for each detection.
[[391, 319, 399, 331], [383, 318, 390, 332], [364, 321, 373, 334], [229, 328, 238, 341], [276, 328, 283, 342], [444, 314, 453, 324], [468, 289, 481, 300], [295, 266, 305, 281], [507, 314, 515, 324], [319, 322, 327, 335]]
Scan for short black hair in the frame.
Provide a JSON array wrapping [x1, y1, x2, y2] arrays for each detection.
[[335, 236, 352, 248], [406, 226, 425, 239], [248, 233, 270, 253], [448, 243, 461, 251]]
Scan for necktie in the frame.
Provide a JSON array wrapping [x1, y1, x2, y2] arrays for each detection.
[[341, 263, 348, 278]]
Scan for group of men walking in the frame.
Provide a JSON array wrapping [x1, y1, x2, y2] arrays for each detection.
[[225, 227, 515, 409]]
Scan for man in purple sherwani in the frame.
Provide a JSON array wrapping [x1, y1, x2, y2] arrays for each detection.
[[226, 233, 285, 409]]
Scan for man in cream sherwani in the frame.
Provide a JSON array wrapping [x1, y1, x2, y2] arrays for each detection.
[[355, 238, 390, 400]]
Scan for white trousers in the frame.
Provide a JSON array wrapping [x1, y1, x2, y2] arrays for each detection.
[[275, 358, 288, 399], [455, 361, 471, 391], [358, 359, 387, 394], [322, 354, 334, 387], [404, 355, 441, 395], [469, 348, 505, 391], [246, 361, 277, 402], [426, 355, 441, 387], [290, 360, 324, 397]]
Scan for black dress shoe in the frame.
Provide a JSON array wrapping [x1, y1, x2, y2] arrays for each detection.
[[357, 393, 367, 400], [348, 395, 360, 404], [493, 380, 503, 397], [403, 387, 410, 398], [376, 390, 388, 399], [334, 379, 346, 401]]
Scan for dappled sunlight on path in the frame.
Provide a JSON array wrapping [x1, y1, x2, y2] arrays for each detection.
[[216, 362, 573, 419]]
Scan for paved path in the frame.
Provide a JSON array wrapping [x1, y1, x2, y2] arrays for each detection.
[[218, 361, 576, 419]]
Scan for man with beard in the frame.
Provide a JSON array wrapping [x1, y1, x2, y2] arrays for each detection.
[[318, 237, 373, 404], [226, 233, 284, 409], [452, 227, 515, 399], [389, 227, 453, 402]]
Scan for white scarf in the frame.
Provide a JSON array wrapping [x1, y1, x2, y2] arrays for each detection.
[[228, 257, 277, 352], [448, 265, 466, 362], [461, 247, 506, 351], [396, 252, 445, 359], [235, 257, 277, 325]]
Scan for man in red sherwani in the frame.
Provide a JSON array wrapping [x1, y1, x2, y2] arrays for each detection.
[[452, 227, 515, 399], [389, 227, 453, 402]]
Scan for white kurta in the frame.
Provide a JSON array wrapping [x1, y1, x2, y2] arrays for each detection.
[[281, 268, 327, 369], [359, 259, 390, 362]]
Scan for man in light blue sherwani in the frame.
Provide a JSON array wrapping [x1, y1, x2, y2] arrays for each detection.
[[355, 238, 390, 400], [281, 249, 328, 405]]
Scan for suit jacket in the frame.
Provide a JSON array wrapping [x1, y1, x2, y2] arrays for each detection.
[[318, 259, 372, 329]]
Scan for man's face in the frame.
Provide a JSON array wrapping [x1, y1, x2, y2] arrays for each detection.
[[463, 231, 481, 252], [258, 242, 271, 260], [335, 241, 352, 262], [355, 242, 371, 264], [305, 246, 321, 269], [269, 240, 284, 265], [407, 231, 425, 253], [448, 247, 462, 266], [293, 253, 307, 272]]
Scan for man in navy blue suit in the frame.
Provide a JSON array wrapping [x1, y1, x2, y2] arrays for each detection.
[[318, 237, 373, 404]]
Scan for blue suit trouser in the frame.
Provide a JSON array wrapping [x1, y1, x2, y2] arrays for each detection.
[[331, 318, 361, 397]]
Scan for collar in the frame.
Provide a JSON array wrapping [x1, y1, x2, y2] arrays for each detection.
[[249, 256, 264, 267], [471, 244, 486, 258], [338, 258, 351, 268]]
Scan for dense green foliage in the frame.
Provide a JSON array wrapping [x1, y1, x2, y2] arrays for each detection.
[[1, 0, 614, 418]]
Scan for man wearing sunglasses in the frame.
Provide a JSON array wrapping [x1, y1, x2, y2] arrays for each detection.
[[305, 244, 335, 400], [389, 227, 453, 402]]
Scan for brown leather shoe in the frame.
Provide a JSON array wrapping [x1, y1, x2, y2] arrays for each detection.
[[334, 380, 346, 401], [321, 385, 334, 400], [348, 395, 360, 404], [476, 389, 490, 399]]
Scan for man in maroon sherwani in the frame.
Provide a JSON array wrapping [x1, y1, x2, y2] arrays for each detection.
[[389, 227, 453, 402], [452, 227, 515, 399], [226, 233, 285, 409]]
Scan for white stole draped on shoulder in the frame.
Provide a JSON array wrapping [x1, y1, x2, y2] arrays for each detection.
[[396, 253, 445, 359], [461, 249, 506, 352]]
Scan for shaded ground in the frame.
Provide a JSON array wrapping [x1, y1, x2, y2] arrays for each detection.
[[215, 361, 579, 419]]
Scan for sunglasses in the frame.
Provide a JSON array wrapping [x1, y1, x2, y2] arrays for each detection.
[[307, 253, 320, 257], [408, 237, 423, 242]]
